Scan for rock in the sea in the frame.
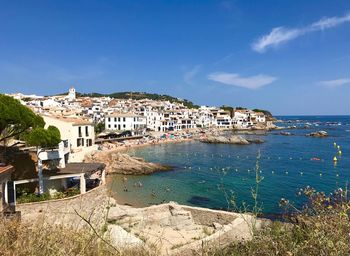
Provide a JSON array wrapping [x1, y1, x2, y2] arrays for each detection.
[[280, 132, 291, 136], [307, 131, 328, 137], [200, 135, 263, 145], [85, 151, 171, 175]]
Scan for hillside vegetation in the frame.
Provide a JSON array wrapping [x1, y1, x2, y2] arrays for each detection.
[[76, 91, 200, 109]]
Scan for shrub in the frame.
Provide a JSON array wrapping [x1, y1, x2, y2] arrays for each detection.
[[206, 187, 350, 256]]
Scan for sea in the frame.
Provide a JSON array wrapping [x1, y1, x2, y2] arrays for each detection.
[[107, 116, 350, 216]]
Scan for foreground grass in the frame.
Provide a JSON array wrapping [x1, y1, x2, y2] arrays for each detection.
[[1, 187, 349, 255], [206, 187, 350, 256], [0, 219, 152, 256]]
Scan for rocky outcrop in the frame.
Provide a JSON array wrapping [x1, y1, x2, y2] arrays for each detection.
[[307, 131, 328, 137], [199, 135, 264, 145], [107, 225, 144, 248], [85, 151, 171, 175], [280, 131, 292, 136]]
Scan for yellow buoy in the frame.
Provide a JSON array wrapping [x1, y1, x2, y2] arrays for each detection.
[[338, 150, 342, 155], [334, 142, 337, 147], [333, 156, 338, 162], [337, 145, 341, 150]]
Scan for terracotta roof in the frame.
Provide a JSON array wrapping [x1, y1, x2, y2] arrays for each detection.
[[43, 115, 93, 125]]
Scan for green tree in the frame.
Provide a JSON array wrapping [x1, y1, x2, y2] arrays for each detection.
[[25, 126, 61, 148], [252, 108, 273, 117], [94, 122, 105, 134], [24, 126, 61, 195], [0, 94, 44, 143]]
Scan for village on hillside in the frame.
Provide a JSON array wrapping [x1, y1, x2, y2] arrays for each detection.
[[1, 87, 277, 219]]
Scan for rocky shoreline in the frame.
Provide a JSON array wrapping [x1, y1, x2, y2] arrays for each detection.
[[85, 151, 171, 175], [17, 185, 267, 255]]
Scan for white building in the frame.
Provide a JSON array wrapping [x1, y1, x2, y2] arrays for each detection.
[[105, 113, 147, 135], [251, 112, 266, 123], [232, 110, 253, 129], [197, 107, 216, 128], [67, 87, 76, 101], [42, 115, 96, 162], [139, 107, 164, 131], [214, 110, 232, 129]]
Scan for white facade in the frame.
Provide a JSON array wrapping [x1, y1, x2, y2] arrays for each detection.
[[67, 87, 76, 101], [232, 110, 253, 128], [105, 113, 147, 134], [42, 116, 96, 161], [251, 112, 266, 123]]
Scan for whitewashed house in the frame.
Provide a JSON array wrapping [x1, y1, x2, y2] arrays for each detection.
[[197, 107, 216, 128], [42, 115, 96, 162], [214, 110, 233, 129], [251, 112, 266, 124], [232, 110, 254, 129], [105, 113, 147, 135]]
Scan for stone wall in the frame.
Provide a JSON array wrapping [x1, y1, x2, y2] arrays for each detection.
[[17, 185, 114, 229]]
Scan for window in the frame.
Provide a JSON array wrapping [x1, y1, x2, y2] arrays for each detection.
[[77, 138, 82, 147], [134, 117, 136, 122], [108, 124, 111, 128], [78, 127, 82, 137], [118, 117, 120, 122], [118, 124, 121, 130], [114, 124, 117, 128], [108, 117, 111, 122], [123, 117, 126, 122], [85, 126, 89, 137], [82, 139, 84, 146], [114, 117, 117, 122], [123, 124, 126, 128]]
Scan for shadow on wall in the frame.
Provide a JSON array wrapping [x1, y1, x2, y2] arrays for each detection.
[[0, 147, 37, 180]]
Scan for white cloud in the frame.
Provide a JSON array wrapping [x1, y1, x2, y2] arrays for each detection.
[[184, 65, 201, 84], [318, 78, 350, 88], [252, 13, 350, 53], [208, 72, 277, 89]]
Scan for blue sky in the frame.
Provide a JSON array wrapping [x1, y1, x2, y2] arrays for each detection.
[[1, 0, 350, 115]]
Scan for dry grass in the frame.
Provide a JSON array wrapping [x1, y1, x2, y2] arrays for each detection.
[[203, 187, 350, 256], [0, 219, 152, 256]]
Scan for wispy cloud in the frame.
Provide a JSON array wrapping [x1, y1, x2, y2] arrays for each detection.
[[252, 13, 350, 53], [208, 72, 277, 89], [318, 78, 350, 88], [184, 65, 201, 85]]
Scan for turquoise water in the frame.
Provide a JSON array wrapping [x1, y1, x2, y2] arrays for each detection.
[[107, 116, 350, 215]]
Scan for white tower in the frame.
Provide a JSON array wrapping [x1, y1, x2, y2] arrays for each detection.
[[68, 87, 76, 101]]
